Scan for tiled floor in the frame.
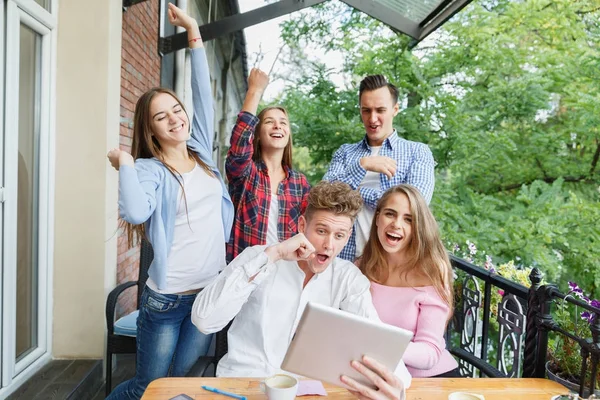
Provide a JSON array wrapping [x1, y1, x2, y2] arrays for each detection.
[[6, 355, 136, 400], [8, 359, 101, 400], [91, 355, 136, 400]]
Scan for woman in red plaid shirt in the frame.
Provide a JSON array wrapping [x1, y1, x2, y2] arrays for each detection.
[[225, 68, 310, 261]]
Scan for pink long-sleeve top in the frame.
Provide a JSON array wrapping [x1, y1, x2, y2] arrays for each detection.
[[370, 282, 458, 377]]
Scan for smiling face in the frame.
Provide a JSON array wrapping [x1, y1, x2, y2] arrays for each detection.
[[258, 108, 290, 152], [298, 210, 353, 275], [148, 92, 189, 146], [376, 192, 413, 258], [360, 87, 399, 146]]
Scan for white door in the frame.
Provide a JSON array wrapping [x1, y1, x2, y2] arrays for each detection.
[[1, 0, 55, 394]]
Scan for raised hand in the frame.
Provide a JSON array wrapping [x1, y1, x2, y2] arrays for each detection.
[[264, 233, 316, 264], [241, 68, 269, 114], [167, 3, 196, 31], [360, 156, 397, 179], [247, 68, 269, 95], [107, 148, 134, 171], [341, 356, 405, 400]]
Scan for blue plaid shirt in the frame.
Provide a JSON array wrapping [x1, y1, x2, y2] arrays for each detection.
[[323, 131, 435, 261]]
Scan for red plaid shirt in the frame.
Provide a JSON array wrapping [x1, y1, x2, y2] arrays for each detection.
[[225, 111, 310, 262]]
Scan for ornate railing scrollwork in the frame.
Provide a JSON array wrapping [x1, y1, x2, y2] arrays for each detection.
[[497, 294, 525, 377], [459, 275, 482, 377], [448, 255, 529, 378], [448, 256, 600, 396]]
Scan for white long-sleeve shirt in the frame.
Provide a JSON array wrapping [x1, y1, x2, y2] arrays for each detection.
[[191, 245, 412, 389]]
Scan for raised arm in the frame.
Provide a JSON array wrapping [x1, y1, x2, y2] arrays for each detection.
[[225, 113, 259, 183], [242, 68, 268, 115], [405, 144, 435, 204], [225, 69, 269, 181], [168, 3, 214, 157], [192, 233, 315, 333], [401, 291, 450, 370]]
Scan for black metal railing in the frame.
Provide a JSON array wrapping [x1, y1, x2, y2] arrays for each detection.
[[447, 256, 600, 397], [447, 255, 529, 378]]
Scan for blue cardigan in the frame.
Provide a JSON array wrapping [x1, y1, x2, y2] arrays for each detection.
[[118, 47, 233, 290]]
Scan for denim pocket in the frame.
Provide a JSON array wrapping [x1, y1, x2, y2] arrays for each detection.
[[144, 291, 175, 313]]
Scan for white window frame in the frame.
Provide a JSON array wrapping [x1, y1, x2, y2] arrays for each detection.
[[0, 0, 56, 395]]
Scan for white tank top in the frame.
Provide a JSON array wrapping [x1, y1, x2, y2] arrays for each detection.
[[147, 163, 226, 293], [266, 195, 279, 246]]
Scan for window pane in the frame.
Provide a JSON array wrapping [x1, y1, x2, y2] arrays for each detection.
[[34, 0, 50, 12], [375, 0, 445, 22], [16, 24, 41, 361]]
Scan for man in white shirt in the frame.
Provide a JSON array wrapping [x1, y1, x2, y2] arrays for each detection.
[[192, 181, 410, 400]]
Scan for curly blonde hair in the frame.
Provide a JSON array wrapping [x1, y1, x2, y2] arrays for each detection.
[[305, 181, 363, 223]]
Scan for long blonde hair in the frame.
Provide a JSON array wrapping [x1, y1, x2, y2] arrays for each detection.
[[360, 185, 454, 316], [122, 87, 214, 248]]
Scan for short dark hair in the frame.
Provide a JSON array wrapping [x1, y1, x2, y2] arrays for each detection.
[[359, 74, 399, 104]]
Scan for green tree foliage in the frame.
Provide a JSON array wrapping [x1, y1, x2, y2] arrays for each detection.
[[275, 0, 600, 292]]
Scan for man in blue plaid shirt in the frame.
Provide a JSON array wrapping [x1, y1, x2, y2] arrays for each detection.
[[323, 74, 435, 261]]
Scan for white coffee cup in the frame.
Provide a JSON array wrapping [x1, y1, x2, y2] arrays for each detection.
[[260, 374, 299, 400], [448, 392, 485, 400]]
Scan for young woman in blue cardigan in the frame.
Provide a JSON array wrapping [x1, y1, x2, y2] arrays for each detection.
[[106, 4, 233, 399]]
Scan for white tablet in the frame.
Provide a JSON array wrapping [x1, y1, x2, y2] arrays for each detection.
[[281, 301, 413, 389]]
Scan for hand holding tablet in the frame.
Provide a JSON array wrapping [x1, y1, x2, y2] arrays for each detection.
[[342, 356, 406, 400], [281, 302, 413, 390]]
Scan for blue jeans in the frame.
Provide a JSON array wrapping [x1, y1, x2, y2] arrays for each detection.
[[107, 286, 212, 400]]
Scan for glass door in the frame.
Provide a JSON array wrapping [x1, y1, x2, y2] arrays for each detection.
[[2, 0, 54, 389]]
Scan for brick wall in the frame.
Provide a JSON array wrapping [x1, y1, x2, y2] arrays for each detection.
[[117, 0, 161, 317]]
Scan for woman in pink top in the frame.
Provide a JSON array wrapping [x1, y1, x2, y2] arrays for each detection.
[[358, 184, 459, 377]]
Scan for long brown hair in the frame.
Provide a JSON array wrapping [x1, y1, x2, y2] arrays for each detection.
[[360, 185, 454, 316], [122, 87, 214, 248], [253, 106, 293, 168]]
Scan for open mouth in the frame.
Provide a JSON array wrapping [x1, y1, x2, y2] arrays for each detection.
[[315, 254, 330, 264], [169, 123, 185, 133], [270, 132, 284, 139], [385, 232, 402, 245]]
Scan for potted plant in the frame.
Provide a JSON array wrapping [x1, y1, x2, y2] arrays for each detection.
[[546, 282, 600, 397]]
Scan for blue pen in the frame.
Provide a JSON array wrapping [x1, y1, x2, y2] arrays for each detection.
[[201, 385, 247, 400]]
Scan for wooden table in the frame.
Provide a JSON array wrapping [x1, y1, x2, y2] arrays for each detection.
[[142, 377, 568, 400]]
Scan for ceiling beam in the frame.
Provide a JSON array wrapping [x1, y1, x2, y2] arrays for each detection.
[[419, 0, 473, 41], [159, 0, 328, 55], [123, 0, 148, 9]]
